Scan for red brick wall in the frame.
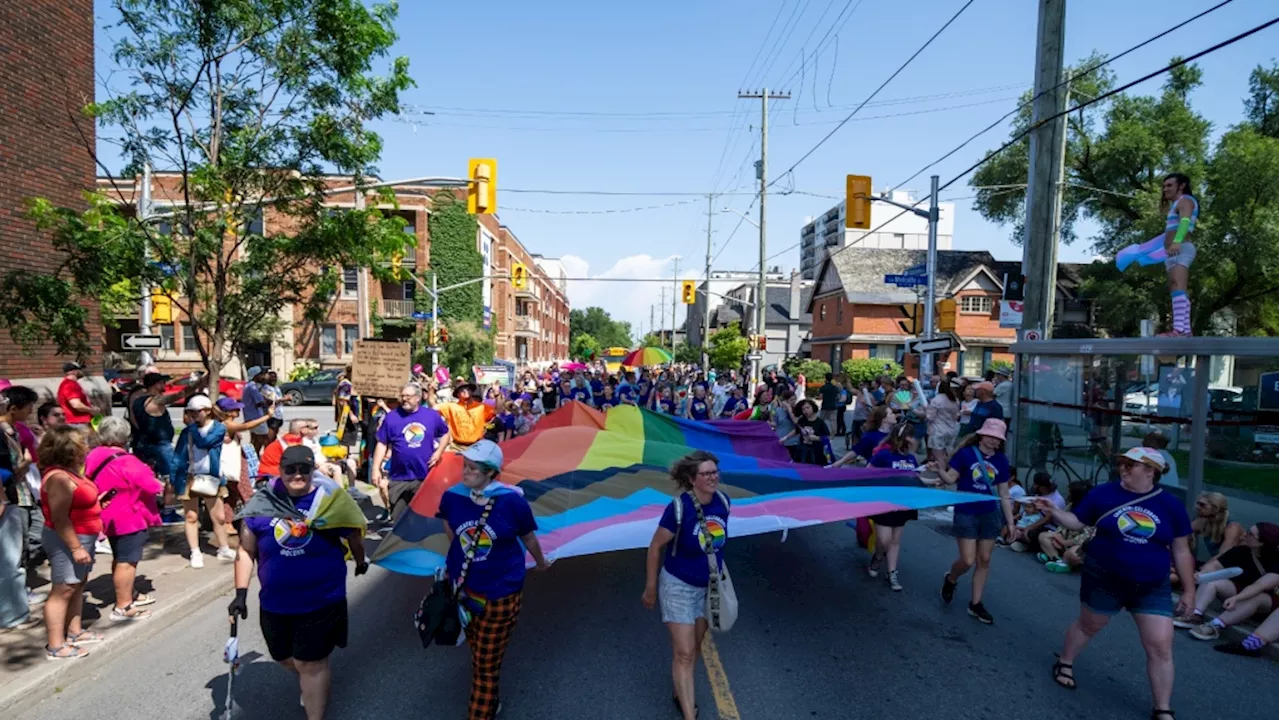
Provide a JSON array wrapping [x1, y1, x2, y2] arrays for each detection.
[[0, 0, 97, 378]]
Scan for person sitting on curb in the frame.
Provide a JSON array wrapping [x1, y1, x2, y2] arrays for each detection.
[[1174, 522, 1278, 639], [1213, 604, 1279, 658]]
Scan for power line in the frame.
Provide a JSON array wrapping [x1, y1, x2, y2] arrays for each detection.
[[888, 0, 1241, 194], [500, 198, 704, 214], [767, 0, 978, 188]]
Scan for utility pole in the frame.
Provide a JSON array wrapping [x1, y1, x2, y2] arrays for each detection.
[[671, 257, 679, 354], [138, 162, 154, 367], [922, 175, 941, 381], [650, 304, 655, 338], [702, 194, 713, 374], [739, 88, 789, 385], [1021, 0, 1068, 338], [431, 272, 439, 371], [355, 186, 371, 340], [659, 286, 667, 350]]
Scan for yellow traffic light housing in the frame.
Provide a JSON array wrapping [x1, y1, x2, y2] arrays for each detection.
[[439, 324, 450, 344], [680, 280, 697, 304], [936, 298, 957, 332], [151, 292, 172, 324], [511, 262, 528, 290], [846, 175, 872, 230], [468, 158, 497, 214]]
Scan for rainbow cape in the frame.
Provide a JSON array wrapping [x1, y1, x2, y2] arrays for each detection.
[[236, 479, 368, 532], [1115, 233, 1168, 271], [373, 402, 989, 576]]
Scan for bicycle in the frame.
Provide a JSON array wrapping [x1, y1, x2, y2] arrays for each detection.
[[1025, 427, 1112, 488]]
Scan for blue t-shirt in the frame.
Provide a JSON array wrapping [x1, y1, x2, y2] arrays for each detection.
[[375, 405, 448, 481], [966, 400, 1004, 434], [439, 489, 538, 601], [688, 398, 711, 421], [569, 386, 592, 405], [589, 379, 605, 403], [949, 446, 1009, 515], [659, 492, 730, 588], [721, 397, 743, 417], [241, 382, 267, 422], [852, 430, 887, 460], [657, 397, 676, 415], [636, 381, 652, 406], [599, 395, 619, 408], [1073, 483, 1192, 583], [617, 384, 636, 405], [245, 487, 350, 614], [869, 450, 921, 472]]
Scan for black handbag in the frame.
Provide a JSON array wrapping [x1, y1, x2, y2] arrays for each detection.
[[414, 497, 496, 648]]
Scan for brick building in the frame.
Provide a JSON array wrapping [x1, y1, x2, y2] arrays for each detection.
[[807, 249, 1091, 378], [0, 0, 100, 386], [477, 214, 570, 365], [98, 174, 568, 376]]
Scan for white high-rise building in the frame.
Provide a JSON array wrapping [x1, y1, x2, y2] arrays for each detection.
[[800, 190, 954, 280]]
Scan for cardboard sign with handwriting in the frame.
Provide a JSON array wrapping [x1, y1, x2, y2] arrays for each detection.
[[351, 341, 411, 398]]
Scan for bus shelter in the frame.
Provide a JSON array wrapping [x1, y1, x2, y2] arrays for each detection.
[[1008, 336, 1278, 524]]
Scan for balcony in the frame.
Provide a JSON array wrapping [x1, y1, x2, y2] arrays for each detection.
[[514, 286, 539, 302], [380, 299, 417, 318], [513, 315, 540, 338]]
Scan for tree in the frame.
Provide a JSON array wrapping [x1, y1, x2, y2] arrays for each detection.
[[969, 56, 1277, 336], [568, 306, 633, 349], [0, 0, 415, 394], [673, 342, 702, 365], [640, 332, 665, 348], [707, 322, 749, 372], [439, 320, 494, 379], [841, 358, 902, 385], [570, 332, 599, 361], [428, 191, 482, 325]]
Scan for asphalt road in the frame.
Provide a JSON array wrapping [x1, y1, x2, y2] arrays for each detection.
[[15, 516, 1276, 720], [110, 404, 342, 436]]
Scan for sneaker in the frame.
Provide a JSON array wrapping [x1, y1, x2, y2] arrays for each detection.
[[1045, 560, 1072, 573], [940, 573, 956, 604], [1157, 330, 1192, 338], [1190, 622, 1221, 641], [1172, 613, 1202, 629], [867, 554, 881, 578], [95, 539, 113, 555], [160, 509, 184, 526], [968, 602, 994, 624], [27, 589, 48, 606], [215, 546, 237, 562], [888, 570, 903, 592], [1213, 641, 1262, 657], [189, 550, 205, 569], [1009, 541, 1027, 552]]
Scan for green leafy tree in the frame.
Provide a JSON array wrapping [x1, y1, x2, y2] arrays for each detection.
[[439, 320, 494, 379], [673, 342, 702, 365], [428, 192, 482, 324], [841, 358, 902, 385], [970, 56, 1277, 336], [0, 0, 415, 393], [640, 332, 665, 348], [570, 332, 599, 361], [568, 306, 633, 349], [707, 322, 749, 371]]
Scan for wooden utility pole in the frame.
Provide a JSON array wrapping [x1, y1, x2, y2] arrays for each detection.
[[738, 88, 789, 383]]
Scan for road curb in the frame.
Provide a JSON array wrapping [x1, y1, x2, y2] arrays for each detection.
[[0, 567, 231, 717]]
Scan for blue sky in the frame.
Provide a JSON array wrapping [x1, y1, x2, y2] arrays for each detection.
[[94, 0, 1278, 338]]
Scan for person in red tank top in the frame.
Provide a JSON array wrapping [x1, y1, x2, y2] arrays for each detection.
[[37, 426, 103, 660]]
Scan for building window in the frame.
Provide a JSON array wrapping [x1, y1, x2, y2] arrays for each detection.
[[820, 302, 827, 321], [960, 296, 994, 314], [343, 325, 358, 355], [874, 343, 897, 360], [962, 350, 984, 378], [342, 267, 358, 298], [159, 325, 175, 350], [321, 325, 337, 357], [181, 324, 197, 353], [403, 281, 416, 300], [836, 297, 843, 325]]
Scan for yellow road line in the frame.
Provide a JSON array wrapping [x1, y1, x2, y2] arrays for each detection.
[[701, 633, 741, 720]]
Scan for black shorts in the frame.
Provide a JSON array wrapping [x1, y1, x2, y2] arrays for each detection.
[[108, 530, 148, 564], [870, 509, 918, 528], [260, 599, 348, 662], [386, 480, 423, 521]]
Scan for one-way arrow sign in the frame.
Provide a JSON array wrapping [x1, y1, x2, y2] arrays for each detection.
[[906, 336, 957, 354], [122, 333, 163, 350]]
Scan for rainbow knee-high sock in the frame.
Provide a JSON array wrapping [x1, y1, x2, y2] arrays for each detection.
[[1171, 290, 1191, 334]]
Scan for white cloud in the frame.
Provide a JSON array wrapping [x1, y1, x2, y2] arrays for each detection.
[[561, 253, 698, 340]]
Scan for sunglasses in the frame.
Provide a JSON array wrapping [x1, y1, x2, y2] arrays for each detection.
[[282, 463, 314, 476]]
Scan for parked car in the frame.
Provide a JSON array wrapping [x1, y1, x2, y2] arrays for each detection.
[[278, 368, 342, 406], [165, 372, 246, 405], [103, 368, 139, 406]]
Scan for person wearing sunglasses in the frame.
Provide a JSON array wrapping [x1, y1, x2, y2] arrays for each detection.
[[1033, 446, 1193, 720], [230, 445, 367, 719]]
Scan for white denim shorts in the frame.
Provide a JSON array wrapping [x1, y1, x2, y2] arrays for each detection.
[[1164, 241, 1196, 270], [659, 568, 707, 625]]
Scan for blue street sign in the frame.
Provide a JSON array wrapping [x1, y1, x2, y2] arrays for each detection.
[[149, 260, 180, 277], [904, 264, 927, 276], [411, 310, 433, 320], [884, 274, 929, 288]]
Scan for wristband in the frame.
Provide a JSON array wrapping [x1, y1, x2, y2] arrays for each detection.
[[1172, 216, 1191, 244]]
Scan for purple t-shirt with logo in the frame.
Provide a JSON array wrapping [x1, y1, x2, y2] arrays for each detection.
[[376, 405, 448, 481], [245, 487, 349, 613], [439, 489, 538, 601]]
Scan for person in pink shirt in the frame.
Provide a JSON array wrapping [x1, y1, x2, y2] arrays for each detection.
[[85, 417, 163, 621]]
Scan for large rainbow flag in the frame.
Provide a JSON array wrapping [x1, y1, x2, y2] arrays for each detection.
[[373, 402, 988, 576]]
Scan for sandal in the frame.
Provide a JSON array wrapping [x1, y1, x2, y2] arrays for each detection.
[[132, 593, 156, 607], [671, 695, 698, 717], [1052, 655, 1077, 690], [46, 644, 89, 660], [67, 630, 105, 646], [1151, 710, 1176, 720], [110, 604, 152, 621]]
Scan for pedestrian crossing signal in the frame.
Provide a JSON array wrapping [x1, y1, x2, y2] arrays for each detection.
[[681, 280, 696, 304]]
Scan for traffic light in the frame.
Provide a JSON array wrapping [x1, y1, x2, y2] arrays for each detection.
[[467, 158, 497, 214], [756, 335, 767, 351], [439, 324, 449, 344], [511, 262, 528, 290], [151, 292, 172, 324], [936, 298, 957, 332], [680, 280, 697, 304], [845, 174, 872, 230]]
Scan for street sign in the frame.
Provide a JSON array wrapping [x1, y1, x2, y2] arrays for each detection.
[[999, 300, 1024, 328], [1020, 328, 1042, 342], [422, 345, 442, 353], [148, 260, 180, 277], [905, 336, 956, 355], [746, 353, 763, 361], [884, 274, 929, 288], [411, 310, 433, 320], [122, 333, 163, 350], [904, 264, 927, 276]]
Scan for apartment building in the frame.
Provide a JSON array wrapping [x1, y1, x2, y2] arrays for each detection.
[[800, 191, 955, 280]]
